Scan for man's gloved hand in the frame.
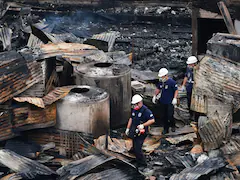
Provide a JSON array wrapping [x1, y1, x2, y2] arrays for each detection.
[[152, 95, 157, 104], [137, 124, 144, 130], [172, 98, 177, 105], [180, 85, 186, 91], [125, 128, 129, 136]]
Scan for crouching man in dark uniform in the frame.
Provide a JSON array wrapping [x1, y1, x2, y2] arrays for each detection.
[[125, 94, 155, 168]]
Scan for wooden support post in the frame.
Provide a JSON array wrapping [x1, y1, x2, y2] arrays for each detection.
[[218, 1, 237, 35], [192, 7, 198, 56]]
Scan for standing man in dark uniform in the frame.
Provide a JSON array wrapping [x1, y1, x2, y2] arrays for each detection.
[[152, 68, 178, 134], [125, 94, 155, 168], [181, 56, 198, 121]]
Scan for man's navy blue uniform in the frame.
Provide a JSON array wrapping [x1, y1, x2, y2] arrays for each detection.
[[185, 67, 195, 119], [157, 78, 178, 133], [130, 105, 154, 167]]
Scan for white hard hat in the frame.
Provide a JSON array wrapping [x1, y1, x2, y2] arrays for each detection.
[[131, 94, 143, 104], [158, 68, 168, 77], [186, 56, 198, 64]]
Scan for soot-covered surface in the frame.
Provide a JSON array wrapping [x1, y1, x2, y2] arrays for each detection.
[[43, 10, 192, 75], [1, 7, 191, 78]]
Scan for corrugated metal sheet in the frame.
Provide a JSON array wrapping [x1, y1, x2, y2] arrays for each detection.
[[198, 116, 225, 151], [221, 136, 240, 155], [0, 50, 22, 65], [9, 86, 82, 132], [37, 43, 97, 59], [94, 135, 134, 158], [13, 97, 45, 108], [57, 154, 140, 180], [32, 43, 113, 66], [57, 155, 111, 177], [0, 88, 65, 140], [19, 60, 46, 98], [42, 86, 72, 106], [0, 149, 56, 179], [173, 154, 195, 168], [90, 31, 120, 52], [78, 168, 136, 180], [12, 103, 56, 131], [210, 172, 235, 180], [26, 128, 99, 158], [194, 33, 240, 112], [0, 53, 42, 104], [0, 107, 15, 141], [166, 133, 197, 145], [194, 55, 240, 110], [0, 27, 12, 51], [27, 33, 44, 48], [170, 157, 227, 180]]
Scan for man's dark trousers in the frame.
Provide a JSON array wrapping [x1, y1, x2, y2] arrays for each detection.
[[133, 134, 147, 167], [159, 103, 175, 132]]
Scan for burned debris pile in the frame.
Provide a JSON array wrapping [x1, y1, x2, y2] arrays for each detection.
[[0, 0, 239, 180]]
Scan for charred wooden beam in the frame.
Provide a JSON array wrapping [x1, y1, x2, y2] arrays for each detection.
[[218, 1, 237, 35], [193, 0, 240, 19], [192, 7, 198, 56]]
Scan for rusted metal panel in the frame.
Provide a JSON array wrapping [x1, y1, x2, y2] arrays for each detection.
[[20, 60, 46, 98], [37, 43, 97, 59], [0, 50, 22, 65], [34, 43, 113, 65], [42, 86, 72, 106], [11, 86, 78, 132], [0, 53, 42, 104], [166, 133, 197, 145], [195, 55, 240, 108], [94, 135, 134, 158], [26, 128, 99, 158], [45, 70, 59, 94], [0, 107, 15, 141], [194, 34, 240, 111], [61, 49, 113, 66], [13, 97, 45, 108], [12, 103, 56, 131], [31, 43, 113, 66]]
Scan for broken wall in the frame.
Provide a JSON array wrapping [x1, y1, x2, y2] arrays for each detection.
[[192, 33, 240, 150]]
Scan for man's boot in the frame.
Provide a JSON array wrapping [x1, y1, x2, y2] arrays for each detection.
[[162, 129, 169, 135]]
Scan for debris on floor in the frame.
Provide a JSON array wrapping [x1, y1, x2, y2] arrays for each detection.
[[0, 1, 239, 180]]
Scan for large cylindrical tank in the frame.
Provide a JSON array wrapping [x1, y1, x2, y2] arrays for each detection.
[[56, 85, 110, 137], [74, 62, 131, 128]]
